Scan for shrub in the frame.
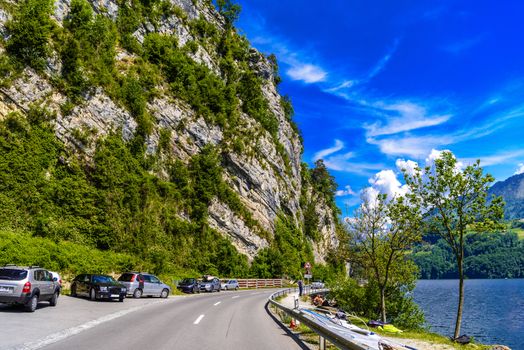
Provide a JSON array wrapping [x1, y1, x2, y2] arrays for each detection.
[[5, 0, 54, 70]]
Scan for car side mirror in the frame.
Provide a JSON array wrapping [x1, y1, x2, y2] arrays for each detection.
[[53, 277, 58, 282]]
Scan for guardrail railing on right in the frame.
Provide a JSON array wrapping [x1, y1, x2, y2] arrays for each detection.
[[268, 287, 373, 350]]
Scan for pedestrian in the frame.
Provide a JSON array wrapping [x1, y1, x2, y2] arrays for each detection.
[[298, 279, 303, 296]]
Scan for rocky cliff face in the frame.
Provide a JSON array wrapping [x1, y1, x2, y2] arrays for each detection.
[[0, 0, 338, 263], [489, 173, 524, 220]]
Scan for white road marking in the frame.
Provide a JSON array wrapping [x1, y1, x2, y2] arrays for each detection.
[[193, 314, 205, 325], [251, 292, 259, 295], [232, 296, 239, 299], [14, 299, 169, 350], [213, 301, 221, 306]]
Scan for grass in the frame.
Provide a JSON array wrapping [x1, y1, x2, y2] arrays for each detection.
[[345, 316, 492, 349], [378, 329, 492, 349]]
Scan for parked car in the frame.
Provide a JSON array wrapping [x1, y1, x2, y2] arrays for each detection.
[[199, 276, 221, 292], [221, 279, 239, 291], [177, 278, 200, 294], [117, 272, 170, 299], [49, 271, 62, 292], [71, 274, 127, 302], [0, 265, 60, 312], [311, 280, 325, 289]]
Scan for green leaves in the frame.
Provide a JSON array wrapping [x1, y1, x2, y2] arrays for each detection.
[[403, 151, 505, 253], [5, 0, 54, 70]]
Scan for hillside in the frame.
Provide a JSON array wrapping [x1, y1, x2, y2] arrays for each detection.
[[0, 0, 342, 278], [489, 173, 524, 219]]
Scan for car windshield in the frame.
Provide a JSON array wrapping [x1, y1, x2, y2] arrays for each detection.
[[182, 278, 195, 284], [0, 268, 27, 280], [92, 275, 116, 284]]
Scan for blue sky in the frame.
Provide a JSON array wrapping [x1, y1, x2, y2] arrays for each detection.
[[235, 0, 524, 215]]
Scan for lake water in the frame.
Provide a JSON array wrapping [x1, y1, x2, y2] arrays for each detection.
[[414, 279, 524, 349]]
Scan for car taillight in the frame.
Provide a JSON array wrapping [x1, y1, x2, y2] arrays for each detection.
[[22, 281, 31, 294], [59, 279, 62, 285], [130, 275, 136, 282]]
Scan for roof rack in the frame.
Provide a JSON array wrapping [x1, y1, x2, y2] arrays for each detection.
[[3, 264, 17, 267], [28, 265, 40, 269]]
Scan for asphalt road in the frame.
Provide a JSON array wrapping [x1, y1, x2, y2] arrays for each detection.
[[0, 289, 302, 350]]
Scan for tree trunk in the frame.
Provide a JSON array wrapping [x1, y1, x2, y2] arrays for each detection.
[[454, 255, 464, 339], [380, 287, 387, 323]]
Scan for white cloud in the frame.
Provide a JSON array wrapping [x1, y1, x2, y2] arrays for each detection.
[[313, 141, 383, 175], [460, 150, 524, 167], [336, 185, 356, 197], [324, 38, 399, 96], [360, 186, 381, 206], [366, 135, 454, 158], [313, 139, 345, 160], [515, 163, 524, 175], [323, 155, 384, 176], [362, 149, 463, 206], [364, 101, 452, 137], [287, 63, 327, 83], [366, 101, 524, 158], [365, 38, 399, 81], [368, 170, 408, 198], [395, 159, 419, 177], [325, 80, 356, 93]]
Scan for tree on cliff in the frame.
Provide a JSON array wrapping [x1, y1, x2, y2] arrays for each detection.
[[5, 0, 54, 70], [217, 0, 241, 28], [401, 151, 505, 339], [347, 192, 422, 323]]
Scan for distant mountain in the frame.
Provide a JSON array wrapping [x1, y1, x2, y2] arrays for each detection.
[[489, 173, 524, 219]]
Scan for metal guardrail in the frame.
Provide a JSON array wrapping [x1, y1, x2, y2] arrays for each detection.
[[268, 287, 372, 350]]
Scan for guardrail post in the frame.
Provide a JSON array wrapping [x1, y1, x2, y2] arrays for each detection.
[[319, 336, 326, 350]]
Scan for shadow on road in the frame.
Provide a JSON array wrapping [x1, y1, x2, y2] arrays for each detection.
[[264, 301, 310, 350], [0, 302, 53, 313]]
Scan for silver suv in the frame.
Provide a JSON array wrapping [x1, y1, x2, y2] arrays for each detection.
[[0, 265, 60, 312], [118, 272, 170, 298]]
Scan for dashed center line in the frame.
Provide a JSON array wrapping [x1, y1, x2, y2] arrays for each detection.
[[193, 314, 205, 325], [213, 301, 221, 306], [232, 296, 239, 299]]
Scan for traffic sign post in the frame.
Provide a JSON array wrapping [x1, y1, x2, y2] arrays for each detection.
[[304, 262, 312, 285]]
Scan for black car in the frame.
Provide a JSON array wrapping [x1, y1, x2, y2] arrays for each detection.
[[177, 278, 200, 294], [71, 274, 127, 302]]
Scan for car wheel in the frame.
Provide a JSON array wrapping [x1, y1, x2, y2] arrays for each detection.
[[89, 288, 96, 301], [119, 295, 124, 302], [49, 291, 59, 306], [133, 288, 142, 299], [235, 286, 238, 291], [71, 285, 77, 297], [160, 289, 169, 299], [25, 295, 38, 312], [225, 286, 228, 291]]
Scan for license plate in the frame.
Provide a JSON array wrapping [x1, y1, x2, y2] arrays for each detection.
[[110, 294, 119, 298], [0, 286, 13, 294]]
